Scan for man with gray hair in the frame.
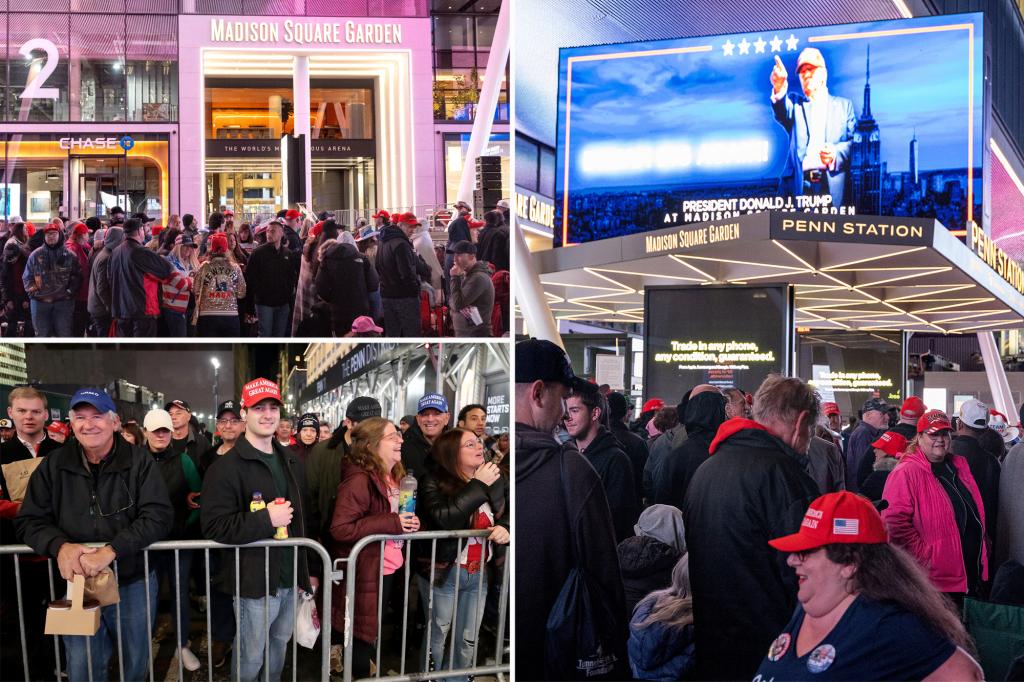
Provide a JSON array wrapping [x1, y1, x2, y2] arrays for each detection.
[[16, 387, 172, 681], [683, 374, 819, 680]]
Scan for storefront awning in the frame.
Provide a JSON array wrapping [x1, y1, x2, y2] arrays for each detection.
[[530, 212, 1024, 333]]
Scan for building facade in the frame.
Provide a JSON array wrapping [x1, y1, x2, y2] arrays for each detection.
[[0, 0, 508, 227]]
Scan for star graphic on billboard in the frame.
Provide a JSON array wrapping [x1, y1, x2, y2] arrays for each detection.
[[738, 38, 751, 55], [722, 39, 735, 56], [785, 34, 800, 50], [753, 37, 767, 53], [769, 35, 783, 52]]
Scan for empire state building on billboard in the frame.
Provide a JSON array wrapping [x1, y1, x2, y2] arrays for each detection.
[[850, 47, 882, 215]]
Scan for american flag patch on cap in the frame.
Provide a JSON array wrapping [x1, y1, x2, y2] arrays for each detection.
[[833, 518, 859, 535]]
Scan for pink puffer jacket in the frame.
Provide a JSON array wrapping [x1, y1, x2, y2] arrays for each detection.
[[881, 447, 988, 593]]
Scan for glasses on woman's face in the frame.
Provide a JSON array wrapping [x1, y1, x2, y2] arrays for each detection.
[[461, 437, 483, 450], [791, 548, 824, 563]]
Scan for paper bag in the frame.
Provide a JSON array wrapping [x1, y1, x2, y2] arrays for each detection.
[[44, 574, 101, 636], [1, 457, 42, 502], [84, 567, 120, 606]]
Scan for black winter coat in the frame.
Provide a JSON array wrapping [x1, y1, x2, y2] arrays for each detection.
[[952, 434, 1001, 542], [610, 421, 649, 507], [16, 436, 174, 583], [515, 424, 627, 682], [375, 226, 420, 298], [476, 225, 509, 272], [245, 241, 298, 308], [653, 391, 726, 511], [446, 216, 471, 251], [578, 426, 639, 543], [400, 423, 436, 478], [417, 471, 509, 583], [617, 535, 680, 617], [315, 241, 377, 334], [200, 437, 313, 597], [108, 239, 172, 319], [683, 418, 819, 680]]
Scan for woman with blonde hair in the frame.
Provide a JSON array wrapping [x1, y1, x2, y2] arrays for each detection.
[[628, 554, 696, 681], [330, 417, 421, 678], [191, 232, 245, 336]]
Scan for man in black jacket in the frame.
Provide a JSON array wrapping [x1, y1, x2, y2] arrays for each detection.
[[376, 214, 422, 336], [245, 220, 298, 337], [653, 388, 726, 511], [16, 387, 173, 682], [565, 383, 638, 542], [201, 377, 315, 682], [953, 399, 1001, 545], [109, 217, 173, 337], [606, 392, 649, 507], [165, 398, 210, 464], [515, 339, 627, 680], [683, 375, 820, 680], [444, 201, 472, 300], [315, 238, 378, 337]]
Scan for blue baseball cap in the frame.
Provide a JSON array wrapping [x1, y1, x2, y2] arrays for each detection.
[[70, 387, 116, 414], [417, 393, 449, 414]]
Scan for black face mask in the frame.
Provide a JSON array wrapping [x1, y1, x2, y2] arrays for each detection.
[[44, 238, 63, 250]]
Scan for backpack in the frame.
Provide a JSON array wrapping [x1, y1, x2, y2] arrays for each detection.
[[544, 452, 622, 679]]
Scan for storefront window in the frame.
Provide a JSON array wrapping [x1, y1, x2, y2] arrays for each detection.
[[206, 162, 284, 221], [7, 14, 72, 122], [310, 83, 374, 139], [126, 15, 178, 121], [312, 159, 376, 219], [443, 133, 508, 206], [72, 14, 127, 122], [432, 14, 507, 122], [206, 79, 295, 140]]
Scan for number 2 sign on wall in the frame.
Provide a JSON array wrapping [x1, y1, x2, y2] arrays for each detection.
[[18, 39, 60, 100]]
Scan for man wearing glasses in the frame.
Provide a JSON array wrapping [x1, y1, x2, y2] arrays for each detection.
[[16, 387, 173, 682]]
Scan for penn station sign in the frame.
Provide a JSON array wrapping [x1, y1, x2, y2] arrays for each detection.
[[210, 19, 403, 45]]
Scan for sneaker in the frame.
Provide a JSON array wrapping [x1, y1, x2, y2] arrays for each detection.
[[330, 644, 343, 674], [180, 646, 201, 672], [211, 641, 231, 669]]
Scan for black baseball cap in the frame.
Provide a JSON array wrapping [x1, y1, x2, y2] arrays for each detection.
[[110, 206, 125, 216], [452, 240, 476, 255], [346, 396, 382, 422], [216, 400, 239, 419], [515, 338, 587, 390], [165, 399, 191, 412], [862, 398, 889, 414]]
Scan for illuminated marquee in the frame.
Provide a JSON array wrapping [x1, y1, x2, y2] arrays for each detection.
[[653, 340, 777, 368], [210, 19, 403, 45], [969, 223, 1024, 295], [515, 192, 555, 229], [645, 222, 740, 255]]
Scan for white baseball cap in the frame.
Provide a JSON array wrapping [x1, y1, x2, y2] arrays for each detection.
[[957, 399, 988, 429], [143, 409, 173, 432]]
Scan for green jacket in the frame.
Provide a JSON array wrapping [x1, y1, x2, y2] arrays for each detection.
[[305, 436, 349, 543]]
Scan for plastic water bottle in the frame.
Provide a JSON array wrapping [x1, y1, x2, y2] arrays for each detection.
[[398, 471, 417, 514]]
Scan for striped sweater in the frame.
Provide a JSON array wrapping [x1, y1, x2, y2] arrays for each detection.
[[159, 271, 191, 314]]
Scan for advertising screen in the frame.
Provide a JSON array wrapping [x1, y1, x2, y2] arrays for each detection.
[[798, 330, 904, 417], [556, 13, 985, 246], [643, 285, 792, 401]]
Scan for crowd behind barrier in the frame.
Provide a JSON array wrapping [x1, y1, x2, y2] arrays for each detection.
[[515, 338, 1024, 681], [1, 378, 511, 682], [0, 200, 511, 339]]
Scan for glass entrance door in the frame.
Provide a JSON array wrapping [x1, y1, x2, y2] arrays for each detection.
[[75, 155, 127, 219]]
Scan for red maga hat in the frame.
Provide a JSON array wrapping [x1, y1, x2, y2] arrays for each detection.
[[311, 221, 324, 237], [241, 378, 283, 408], [769, 491, 888, 552], [372, 209, 390, 220], [900, 396, 926, 419], [642, 398, 665, 413], [871, 431, 908, 457], [284, 209, 301, 220], [822, 402, 840, 416], [71, 222, 89, 236], [917, 409, 952, 434]]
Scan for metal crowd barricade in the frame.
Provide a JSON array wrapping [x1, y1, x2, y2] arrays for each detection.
[[1, 537, 340, 682], [341, 529, 510, 682]]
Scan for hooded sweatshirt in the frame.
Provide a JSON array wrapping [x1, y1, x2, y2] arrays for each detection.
[[653, 391, 726, 511], [576, 425, 639, 543], [617, 504, 687, 617], [450, 260, 495, 336], [87, 227, 124, 318]]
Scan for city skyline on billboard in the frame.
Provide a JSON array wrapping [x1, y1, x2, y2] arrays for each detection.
[[555, 13, 985, 246]]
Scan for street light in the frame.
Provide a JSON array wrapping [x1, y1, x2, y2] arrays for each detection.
[[211, 357, 221, 417]]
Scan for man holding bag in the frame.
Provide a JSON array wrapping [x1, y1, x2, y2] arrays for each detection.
[[16, 387, 173, 682]]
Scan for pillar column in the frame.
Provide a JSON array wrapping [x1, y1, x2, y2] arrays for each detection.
[[293, 55, 313, 210]]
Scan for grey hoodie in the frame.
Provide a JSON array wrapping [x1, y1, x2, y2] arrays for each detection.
[[87, 227, 124, 317]]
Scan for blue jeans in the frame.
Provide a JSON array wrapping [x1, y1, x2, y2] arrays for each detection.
[[30, 298, 74, 337], [256, 304, 290, 337], [235, 587, 295, 682], [420, 566, 488, 681], [63, 571, 157, 682], [153, 549, 193, 646]]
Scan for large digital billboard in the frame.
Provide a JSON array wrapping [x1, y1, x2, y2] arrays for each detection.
[[556, 14, 985, 246], [643, 285, 792, 402], [798, 330, 904, 417]]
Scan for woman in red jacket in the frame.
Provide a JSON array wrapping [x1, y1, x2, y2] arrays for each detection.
[[330, 417, 420, 677], [418, 428, 509, 679]]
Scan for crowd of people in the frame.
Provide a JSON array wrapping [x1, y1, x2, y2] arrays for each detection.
[[0, 200, 511, 338], [0, 380, 511, 681], [515, 337, 1023, 681]]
